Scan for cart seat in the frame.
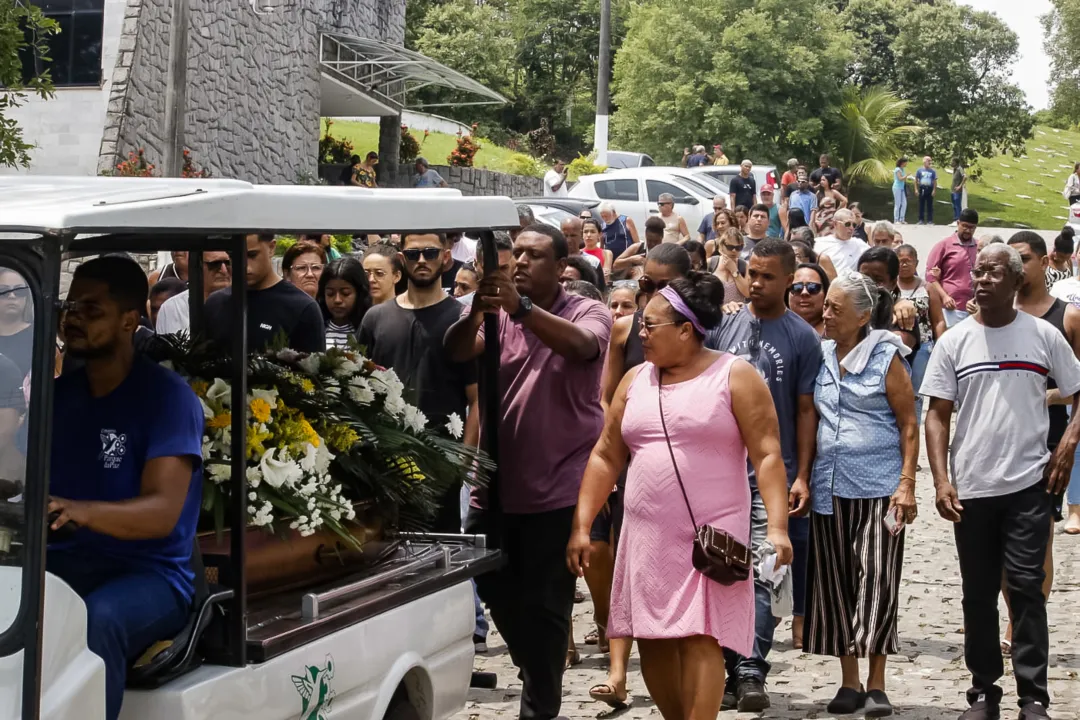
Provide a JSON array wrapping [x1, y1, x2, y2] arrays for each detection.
[[126, 540, 233, 688]]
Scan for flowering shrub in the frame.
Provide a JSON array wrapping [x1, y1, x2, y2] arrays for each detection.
[[400, 125, 422, 164], [111, 149, 155, 177], [181, 149, 211, 178], [319, 119, 355, 165], [154, 338, 492, 546], [448, 124, 481, 167]]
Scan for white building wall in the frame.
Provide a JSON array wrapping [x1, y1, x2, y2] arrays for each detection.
[[0, 0, 127, 177]]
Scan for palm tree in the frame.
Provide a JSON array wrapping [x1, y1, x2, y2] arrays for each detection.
[[828, 86, 923, 185]]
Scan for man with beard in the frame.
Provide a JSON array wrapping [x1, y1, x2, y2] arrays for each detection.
[[155, 251, 233, 335], [445, 223, 613, 720], [46, 256, 205, 720], [359, 233, 480, 531], [926, 208, 980, 328]]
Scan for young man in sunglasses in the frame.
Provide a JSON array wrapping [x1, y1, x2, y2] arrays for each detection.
[[155, 251, 234, 336], [705, 239, 823, 712], [359, 232, 479, 533]]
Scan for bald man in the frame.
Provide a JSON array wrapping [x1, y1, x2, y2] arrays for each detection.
[[561, 217, 601, 271]]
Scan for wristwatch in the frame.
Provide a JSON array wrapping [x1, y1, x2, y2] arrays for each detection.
[[511, 296, 533, 320]]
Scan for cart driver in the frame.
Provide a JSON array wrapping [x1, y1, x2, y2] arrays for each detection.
[[45, 257, 205, 720]]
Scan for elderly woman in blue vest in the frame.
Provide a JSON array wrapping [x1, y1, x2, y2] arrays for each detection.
[[805, 272, 919, 718], [598, 202, 640, 264]]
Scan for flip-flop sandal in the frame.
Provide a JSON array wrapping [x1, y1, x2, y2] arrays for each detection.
[[1001, 639, 1012, 657], [574, 589, 586, 603], [589, 683, 628, 709], [566, 647, 582, 669], [584, 629, 600, 645]]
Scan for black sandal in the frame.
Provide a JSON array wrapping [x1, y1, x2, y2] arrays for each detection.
[[864, 689, 894, 718], [826, 686, 866, 715]]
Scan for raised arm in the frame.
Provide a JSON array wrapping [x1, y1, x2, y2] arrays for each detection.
[[602, 314, 633, 412], [613, 243, 646, 273], [729, 359, 792, 564], [568, 367, 637, 575]]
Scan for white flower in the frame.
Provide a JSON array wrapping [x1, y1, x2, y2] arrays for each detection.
[[248, 491, 257, 501], [384, 394, 407, 418], [348, 377, 375, 405], [314, 442, 334, 475], [259, 447, 303, 489], [445, 413, 464, 439], [206, 378, 232, 406], [298, 354, 321, 376], [198, 397, 214, 421], [208, 463, 232, 484], [276, 349, 301, 363], [250, 387, 279, 406], [246, 466, 262, 488], [333, 358, 361, 378], [370, 368, 405, 400], [403, 405, 427, 433]]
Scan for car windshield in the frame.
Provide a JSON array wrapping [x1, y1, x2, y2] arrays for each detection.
[[530, 205, 577, 228], [672, 175, 718, 198], [683, 173, 728, 195]]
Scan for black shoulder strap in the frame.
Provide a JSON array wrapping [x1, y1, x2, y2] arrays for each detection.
[[657, 368, 699, 530]]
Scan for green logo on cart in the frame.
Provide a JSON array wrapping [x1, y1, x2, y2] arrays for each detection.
[[292, 654, 335, 720]]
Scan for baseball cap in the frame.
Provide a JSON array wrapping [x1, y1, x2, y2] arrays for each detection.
[[761, 184, 776, 194]]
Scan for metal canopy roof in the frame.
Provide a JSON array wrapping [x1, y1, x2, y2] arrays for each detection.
[[319, 33, 507, 115], [0, 177, 520, 236]]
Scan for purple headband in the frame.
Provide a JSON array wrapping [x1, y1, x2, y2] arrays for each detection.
[[659, 285, 707, 335]]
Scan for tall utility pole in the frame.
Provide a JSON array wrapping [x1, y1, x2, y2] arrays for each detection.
[[593, 0, 611, 165]]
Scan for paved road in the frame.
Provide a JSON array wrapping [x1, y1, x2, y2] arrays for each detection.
[[878, 223, 1058, 277], [458, 438, 1080, 720]]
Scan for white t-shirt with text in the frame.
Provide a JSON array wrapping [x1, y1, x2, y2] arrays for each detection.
[[815, 236, 870, 277], [920, 312, 1080, 499]]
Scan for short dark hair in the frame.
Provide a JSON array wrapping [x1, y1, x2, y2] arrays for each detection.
[[896, 156, 908, 167], [959, 208, 979, 225], [564, 255, 601, 289], [750, 203, 770, 217], [72, 256, 149, 314], [682, 239, 707, 267], [750, 238, 796, 274], [734, 205, 749, 216], [402, 232, 450, 248], [563, 279, 603, 303], [795, 263, 830, 298], [317, 256, 372, 328], [521, 223, 569, 260], [644, 216, 666, 235], [858, 246, 900, 282], [647, 243, 691, 276], [1009, 231, 1049, 257], [581, 218, 603, 236], [282, 241, 327, 274], [791, 241, 817, 263], [150, 277, 186, 298]]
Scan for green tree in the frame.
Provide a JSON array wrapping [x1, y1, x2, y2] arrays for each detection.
[[838, 0, 912, 89], [1043, 0, 1080, 127], [412, 0, 517, 101], [0, 1, 57, 168], [610, 0, 852, 163], [891, 1, 1032, 163], [827, 86, 922, 184]]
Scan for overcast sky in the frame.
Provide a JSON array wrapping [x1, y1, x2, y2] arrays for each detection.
[[958, 0, 1052, 109]]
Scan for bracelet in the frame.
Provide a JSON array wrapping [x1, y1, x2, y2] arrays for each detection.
[[900, 474, 916, 484]]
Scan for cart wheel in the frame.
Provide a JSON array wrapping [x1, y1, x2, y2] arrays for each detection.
[[384, 691, 422, 720]]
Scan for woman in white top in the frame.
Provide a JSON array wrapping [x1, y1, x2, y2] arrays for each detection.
[[1064, 162, 1080, 205], [657, 192, 689, 244], [317, 257, 372, 349]]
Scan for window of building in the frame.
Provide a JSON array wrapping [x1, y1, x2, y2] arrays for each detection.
[[20, 0, 105, 87]]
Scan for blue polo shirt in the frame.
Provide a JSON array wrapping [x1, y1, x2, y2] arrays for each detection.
[[49, 357, 205, 601]]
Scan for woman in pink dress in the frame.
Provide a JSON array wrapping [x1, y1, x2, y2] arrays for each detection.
[[568, 272, 793, 720]]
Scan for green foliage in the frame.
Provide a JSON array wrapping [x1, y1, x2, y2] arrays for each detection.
[[400, 126, 421, 163], [839, 0, 911, 89], [827, 86, 923, 185], [567, 154, 606, 181], [318, 119, 355, 164], [275, 235, 353, 258], [447, 124, 481, 166], [1043, 0, 1080, 127], [0, 2, 57, 168], [611, 0, 851, 164], [891, 1, 1032, 164], [506, 152, 547, 178]]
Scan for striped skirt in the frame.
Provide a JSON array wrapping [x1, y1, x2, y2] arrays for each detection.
[[805, 496, 905, 657]]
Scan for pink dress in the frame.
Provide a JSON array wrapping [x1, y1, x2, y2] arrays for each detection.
[[608, 354, 754, 655]]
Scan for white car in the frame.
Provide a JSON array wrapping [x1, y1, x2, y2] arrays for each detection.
[[689, 164, 779, 199], [568, 168, 717, 233]]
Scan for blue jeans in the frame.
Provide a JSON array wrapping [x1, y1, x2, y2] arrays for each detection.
[[1068, 444, 1080, 507], [952, 192, 963, 222], [893, 186, 907, 223], [473, 580, 489, 639], [47, 550, 189, 720], [910, 341, 934, 422], [918, 187, 935, 223]]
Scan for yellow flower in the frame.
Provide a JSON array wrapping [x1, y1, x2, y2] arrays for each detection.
[[299, 418, 320, 447], [246, 424, 272, 459], [300, 378, 315, 394], [249, 398, 272, 424], [191, 380, 209, 398], [208, 412, 232, 429], [326, 424, 359, 452]]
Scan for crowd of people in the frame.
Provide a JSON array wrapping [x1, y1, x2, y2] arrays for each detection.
[[28, 160, 1080, 720]]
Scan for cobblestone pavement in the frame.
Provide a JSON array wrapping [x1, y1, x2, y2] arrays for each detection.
[[459, 444, 1080, 720]]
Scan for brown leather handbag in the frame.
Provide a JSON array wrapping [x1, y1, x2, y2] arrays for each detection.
[[657, 370, 752, 586]]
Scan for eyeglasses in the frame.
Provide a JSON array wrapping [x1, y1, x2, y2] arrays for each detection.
[[638, 276, 669, 294], [0, 285, 29, 299], [291, 264, 324, 276], [204, 259, 231, 272], [792, 281, 823, 296], [658, 202, 673, 207], [971, 268, 1006, 282], [722, 243, 744, 252], [641, 320, 676, 335], [402, 247, 442, 262], [840, 221, 854, 228]]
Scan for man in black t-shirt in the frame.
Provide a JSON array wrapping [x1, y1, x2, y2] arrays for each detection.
[[809, 153, 843, 189], [728, 160, 757, 209], [203, 234, 325, 353], [359, 232, 478, 532]]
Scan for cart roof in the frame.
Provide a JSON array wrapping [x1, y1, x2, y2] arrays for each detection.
[[0, 177, 520, 236]]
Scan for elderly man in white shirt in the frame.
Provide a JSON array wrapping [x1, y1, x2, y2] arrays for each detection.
[[815, 208, 870, 277], [155, 251, 233, 335]]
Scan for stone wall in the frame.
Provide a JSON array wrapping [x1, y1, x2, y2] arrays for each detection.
[[391, 165, 544, 197], [101, 0, 407, 183]]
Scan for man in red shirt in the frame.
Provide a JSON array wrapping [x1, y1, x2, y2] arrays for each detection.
[[926, 208, 979, 328]]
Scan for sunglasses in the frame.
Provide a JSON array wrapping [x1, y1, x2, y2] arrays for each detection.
[[722, 243, 744, 252], [792, 281, 823, 296], [840, 221, 854, 228], [638, 276, 669, 294], [0, 285, 29, 299], [658, 202, 673, 207], [204, 259, 231, 272], [402, 247, 442, 262]]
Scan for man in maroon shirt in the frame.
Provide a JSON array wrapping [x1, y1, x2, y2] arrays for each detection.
[[926, 208, 979, 329], [446, 224, 613, 720]]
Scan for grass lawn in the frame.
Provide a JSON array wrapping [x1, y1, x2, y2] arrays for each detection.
[[321, 119, 527, 175], [851, 124, 1080, 230]]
